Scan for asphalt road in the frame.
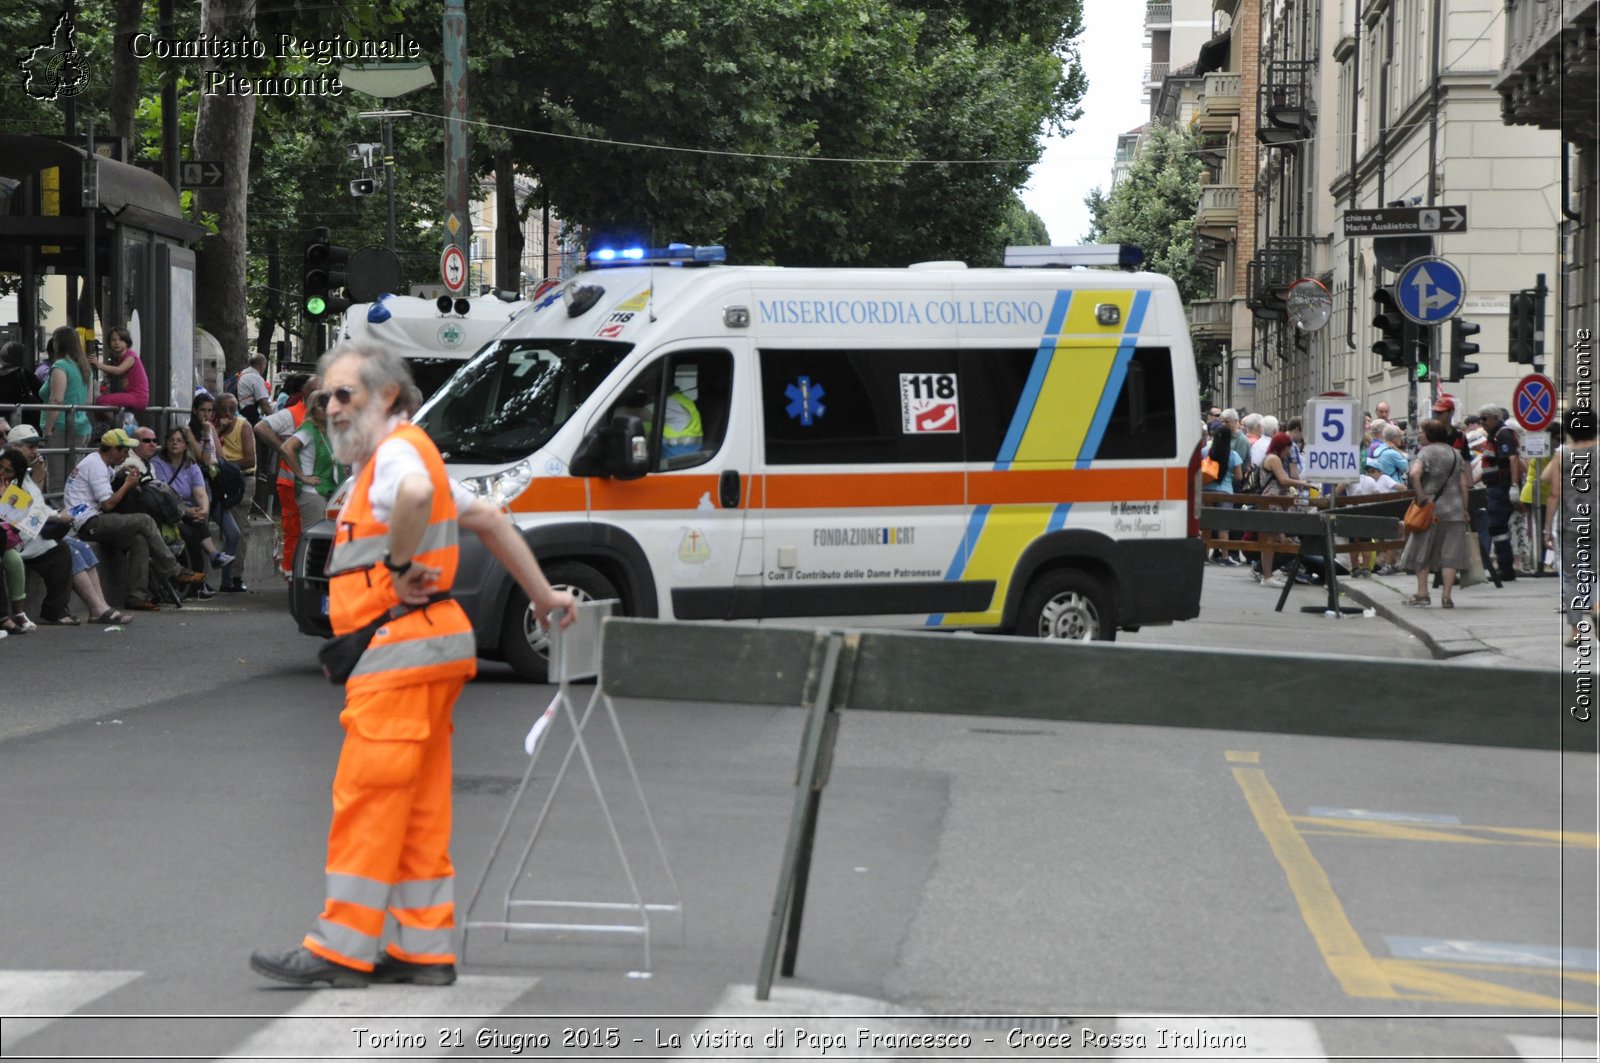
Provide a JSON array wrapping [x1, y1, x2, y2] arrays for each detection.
[[1, 583, 1594, 1061]]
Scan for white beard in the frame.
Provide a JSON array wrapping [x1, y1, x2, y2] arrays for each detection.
[[328, 403, 387, 465]]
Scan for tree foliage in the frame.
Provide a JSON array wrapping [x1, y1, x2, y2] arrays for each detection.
[[2, 0, 1087, 369], [1081, 123, 1211, 303]]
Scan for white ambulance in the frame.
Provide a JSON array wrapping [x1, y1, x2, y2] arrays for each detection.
[[338, 293, 531, 400], [292, 244, 1205, 680]]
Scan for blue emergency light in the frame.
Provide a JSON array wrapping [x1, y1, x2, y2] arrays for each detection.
[[585, 243, 726, 269]]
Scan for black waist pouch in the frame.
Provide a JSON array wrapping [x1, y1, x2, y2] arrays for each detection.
[[318, 593, 450, 684]]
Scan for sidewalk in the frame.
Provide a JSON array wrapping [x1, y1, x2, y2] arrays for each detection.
[[1335, 564, 1567, 671]]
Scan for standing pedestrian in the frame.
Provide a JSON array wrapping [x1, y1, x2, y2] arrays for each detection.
[[1399, 419, 1473, 608], [1477, 404, 1524, 582], [39, 326, 94, 489], [1542, 408, 1598, 646], [250, 342, 575, 989]]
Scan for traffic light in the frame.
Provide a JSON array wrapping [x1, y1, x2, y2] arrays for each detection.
[[1410, 322, 1430, 381], [303, 226, 351, 320], [1508, 289, 1543, 364], [1447, 317, 1481, 382], [1372, 286, 1408, 368]]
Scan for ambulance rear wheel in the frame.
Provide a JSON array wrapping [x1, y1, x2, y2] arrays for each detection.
[[502, 561, 621, 682], [1017, 570, 1116, 642]]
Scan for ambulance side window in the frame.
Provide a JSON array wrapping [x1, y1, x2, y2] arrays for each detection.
[[957, 346, 1177, 462], [1096, 347, 1176, 460], [603, 350, 732, 471], [759, 348, 963, 465]]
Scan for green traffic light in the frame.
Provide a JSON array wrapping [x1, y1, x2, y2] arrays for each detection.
[[306, 295, 327, 316], [1415, 361, 1429, 381]]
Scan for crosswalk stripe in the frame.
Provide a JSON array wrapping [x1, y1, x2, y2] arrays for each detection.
[[1111, 1016, 1325, 1059], [0, 969, 142, 1051], [1510, 1034, 1600, 1060], [220, 975, 539, 1059]]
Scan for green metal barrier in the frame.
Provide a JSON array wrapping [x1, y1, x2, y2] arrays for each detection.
[[598, 617, 1575, 999]]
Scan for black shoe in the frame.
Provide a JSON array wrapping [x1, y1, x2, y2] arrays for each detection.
[[371, 953, 457, 986], [196, 586, 216, 601], [249, 946, 369, 988], [219, 580, 248, 593]]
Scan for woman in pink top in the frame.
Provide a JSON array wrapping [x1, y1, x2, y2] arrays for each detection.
[[95, 326, 149, 413]]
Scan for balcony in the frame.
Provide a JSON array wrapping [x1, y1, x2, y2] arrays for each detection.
[[1195, 72, 1241, 133], [1257, 59, 1317, 148], [1187, 298, 1233, 343], [1143, 62, 1170, 89], [1496, 0, 1597, 135], [1146, 3, 1172, 30], [1196, 184, 1239, 237], [1245, 238, 1309, 321]]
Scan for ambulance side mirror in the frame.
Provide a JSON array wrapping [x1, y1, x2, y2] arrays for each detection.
[[570, 415, 649, 480]]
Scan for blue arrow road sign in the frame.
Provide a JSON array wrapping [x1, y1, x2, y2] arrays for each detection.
[[1397, 256, 1466, 324]]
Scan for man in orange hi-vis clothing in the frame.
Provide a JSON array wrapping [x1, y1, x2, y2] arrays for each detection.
[[250, 342, 575, 988]]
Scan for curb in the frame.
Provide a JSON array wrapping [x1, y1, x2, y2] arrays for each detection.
[[1336, 580, 1484, 661]]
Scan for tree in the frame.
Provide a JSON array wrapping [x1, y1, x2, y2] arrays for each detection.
[[473, 0, 1086, 267], [1080, 123, 1211, 303], [192, 0, 257, 373]]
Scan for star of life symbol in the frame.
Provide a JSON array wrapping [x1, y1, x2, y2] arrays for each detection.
[[784, 376, 825, 425], [21, 10, 88, 101]]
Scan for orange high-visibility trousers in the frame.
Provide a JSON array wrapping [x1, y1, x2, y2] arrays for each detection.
[[302, 676, 465, 971], [276, 480, 302, 576]]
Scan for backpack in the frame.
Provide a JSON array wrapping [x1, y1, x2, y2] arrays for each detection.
[[112, 470, 187, 524]]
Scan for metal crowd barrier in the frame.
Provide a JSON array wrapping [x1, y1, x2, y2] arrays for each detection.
[[3, 401, 203, 503]]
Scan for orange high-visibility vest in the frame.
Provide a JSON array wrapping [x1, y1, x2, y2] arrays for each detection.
[[275, 402, 307, 484], [325, 422, 476, 694]]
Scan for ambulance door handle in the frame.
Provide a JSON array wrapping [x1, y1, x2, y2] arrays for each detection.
[[719, 469, 742, 509]]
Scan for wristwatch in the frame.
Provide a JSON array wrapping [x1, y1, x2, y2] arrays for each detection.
[[383, 552, 414, 576]]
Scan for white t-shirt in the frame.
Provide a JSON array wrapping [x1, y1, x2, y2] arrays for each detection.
[[62, 452, 115, 528], [263, 407, 301, 480], [237, 367, 271, 408], [289, 422, 324, 482], [1345, 472, 1401, 497], [362, 417, 475, 524], [1249, 434, 1269, 467]]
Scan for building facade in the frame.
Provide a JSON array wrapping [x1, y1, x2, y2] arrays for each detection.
[[1177, 0, 1563, 428], [1495, 0, 1598, 407]]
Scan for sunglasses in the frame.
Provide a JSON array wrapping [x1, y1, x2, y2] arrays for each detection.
[[330, 386, 358, 404]]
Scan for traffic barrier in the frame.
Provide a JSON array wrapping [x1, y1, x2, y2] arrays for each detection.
[[596, 617, 1576, 999]]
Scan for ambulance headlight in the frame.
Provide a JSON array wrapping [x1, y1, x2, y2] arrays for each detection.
[[461, 459, 534, 508], [562, 279, 605, 317]]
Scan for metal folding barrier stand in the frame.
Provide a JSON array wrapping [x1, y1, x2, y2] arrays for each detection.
[[461, 599, 682, 977]]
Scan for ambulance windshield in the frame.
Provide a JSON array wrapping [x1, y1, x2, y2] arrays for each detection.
[[414, 338, 632, 464]]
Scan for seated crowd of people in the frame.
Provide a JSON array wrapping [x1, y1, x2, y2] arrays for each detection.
[[0, 366, 345, 635]]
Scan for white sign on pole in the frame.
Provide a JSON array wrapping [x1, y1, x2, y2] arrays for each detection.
[[1302, 398, 1362, 482]]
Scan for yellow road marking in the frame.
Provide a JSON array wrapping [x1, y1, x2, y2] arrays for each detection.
[[1292, 816, 1599, 848], [1413, 960, 1600, 986], [1231, 767, 1397, 998], [1225, 750, 1260, 763], [1232, 763, 1600, 1012], [1377, 959, 1593, 1012]]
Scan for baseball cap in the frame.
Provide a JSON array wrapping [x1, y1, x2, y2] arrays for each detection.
[[100, 427, 137, 448], [6, 424, 41, 445], [1432, 395, 1455, 413]]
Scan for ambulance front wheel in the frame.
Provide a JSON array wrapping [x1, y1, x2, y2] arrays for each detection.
[[1017, 569, 1116, 642], [502, 561, 621, 682]]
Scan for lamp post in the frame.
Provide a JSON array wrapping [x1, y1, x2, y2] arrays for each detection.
[[340, 63, 436, 252]]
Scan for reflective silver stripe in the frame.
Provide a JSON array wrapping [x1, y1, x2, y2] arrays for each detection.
[[327, 871, 390, 911], [391, 876, 453, 911], [328, 519, 459, 576], [393, 924, 454, 958], [350, 631, 477, 678], [328, 537, 386, 574], [308, 917, 379, 962]]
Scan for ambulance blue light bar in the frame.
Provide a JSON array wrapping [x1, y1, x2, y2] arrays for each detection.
[[1003, 244, 1144, 270], [586, 243, 726, 268]]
